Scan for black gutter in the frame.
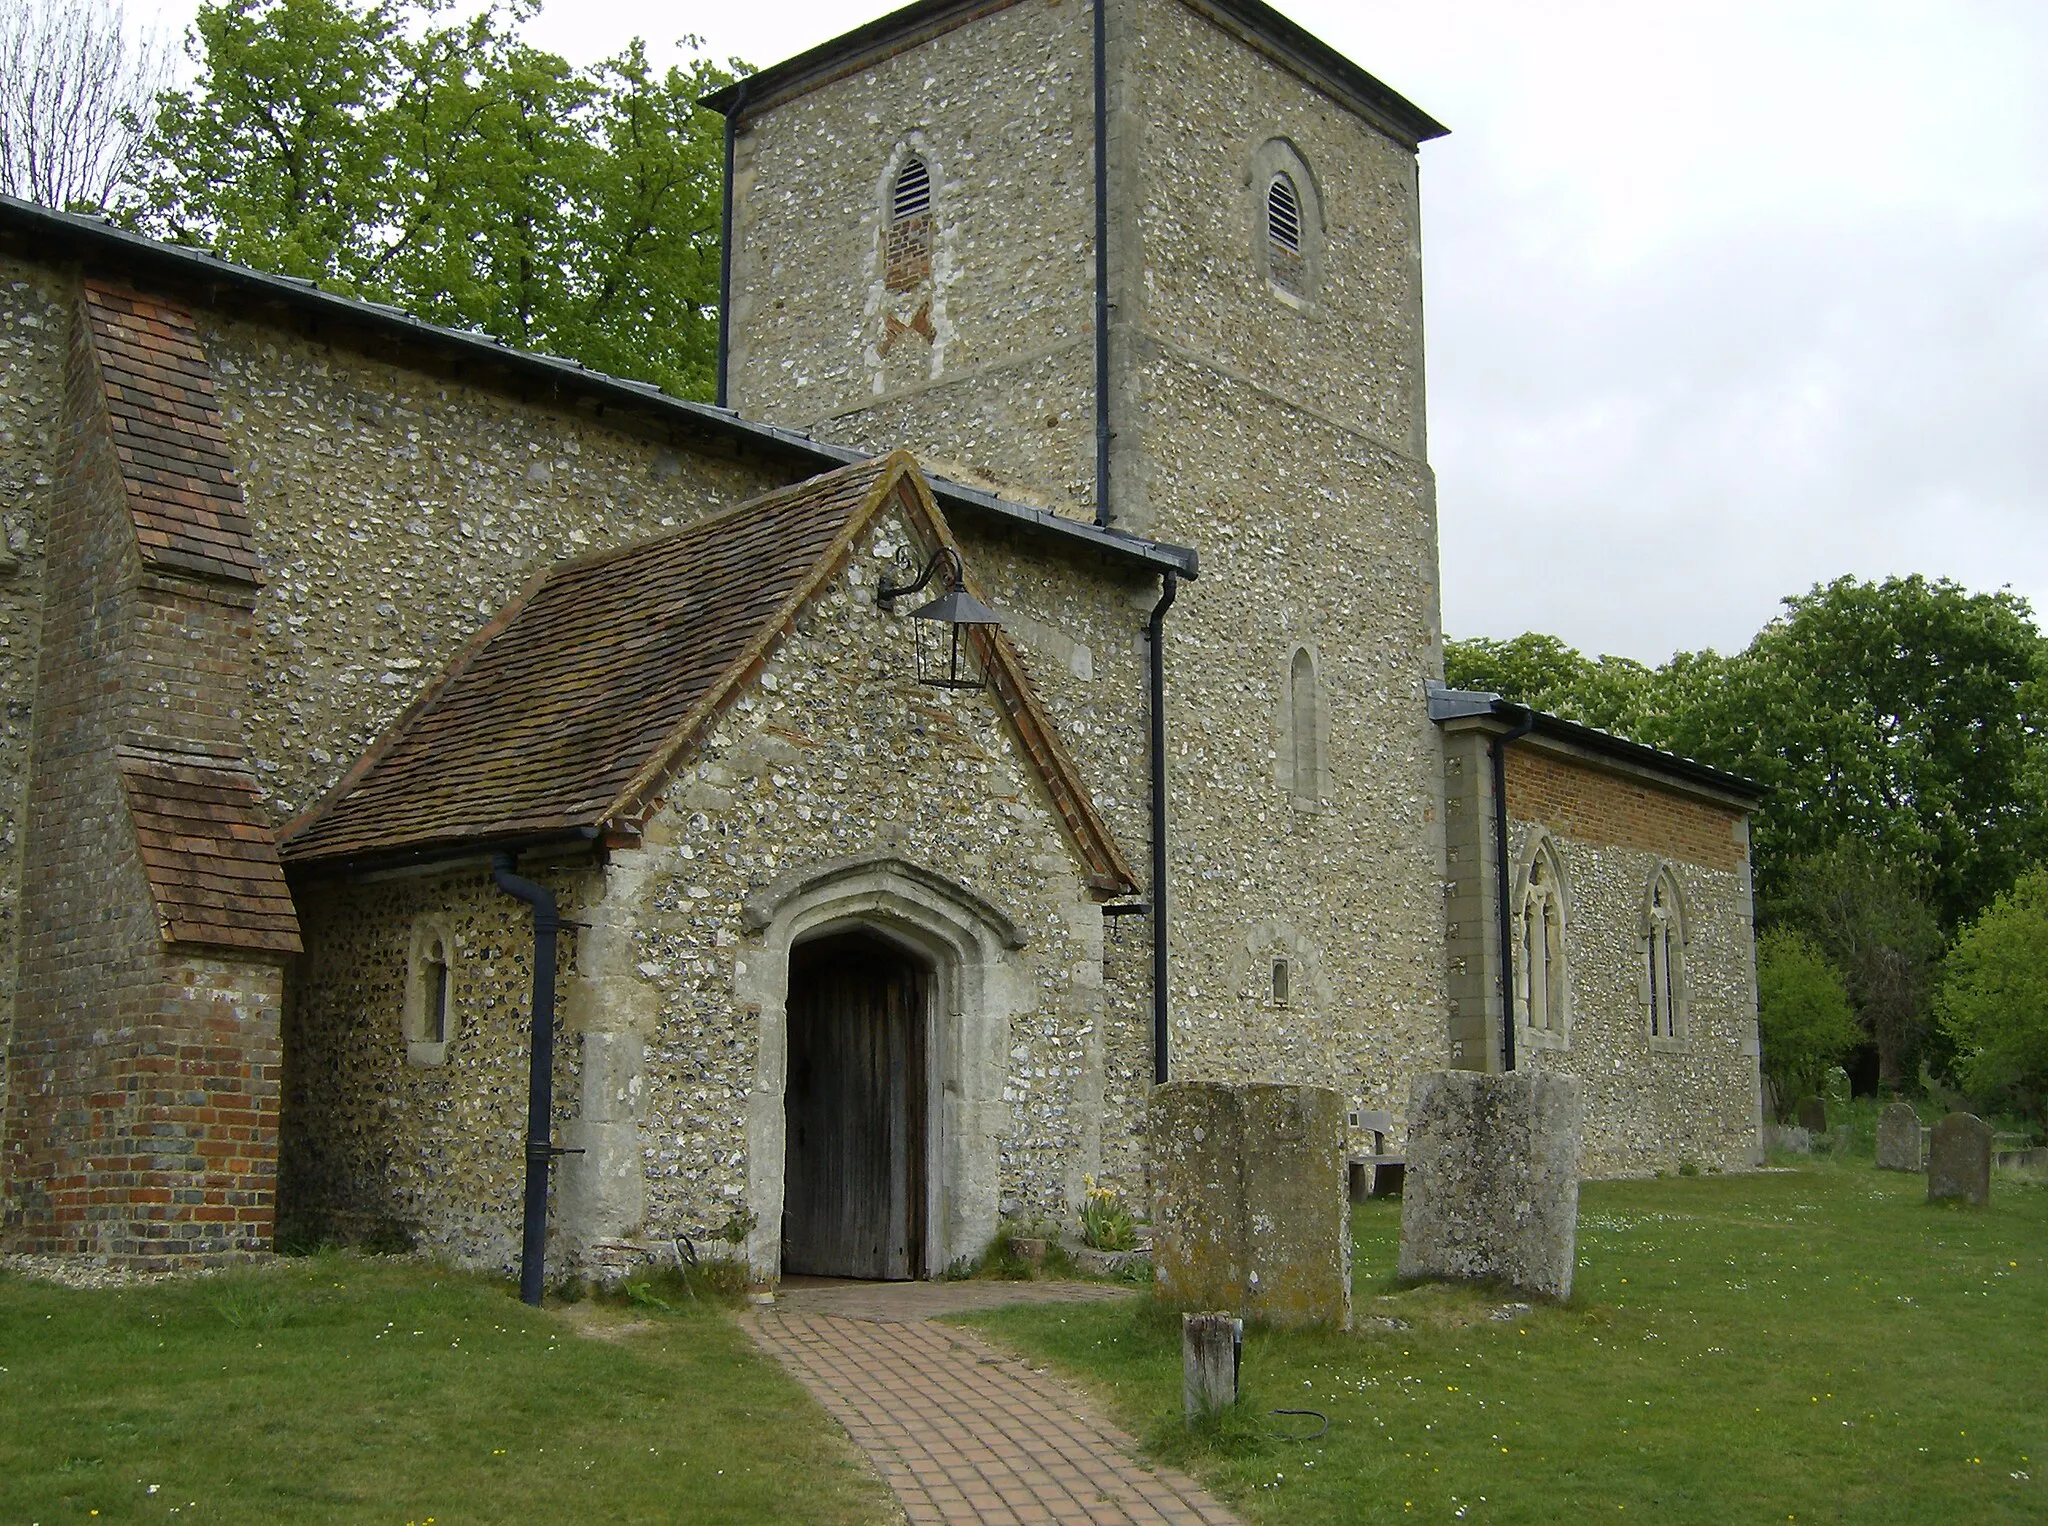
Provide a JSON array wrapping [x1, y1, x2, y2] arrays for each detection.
[[1147, 571, 1178, 1084], [1489, 707, 1536, 1074], [1092, 0, 1111, 528], [492, 852, 562, 1307], [0, 195, 1198, 581], [716, 82, 747, 409]]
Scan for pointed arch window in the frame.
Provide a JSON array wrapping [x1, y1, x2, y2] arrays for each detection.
[[885, 154, 934, 292], [1516, 838, 1569, 1042], [1643, 866, 1688, 1046], [1287, 646, 1323, 806]]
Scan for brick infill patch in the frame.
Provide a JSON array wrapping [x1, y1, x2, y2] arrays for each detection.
[[743, 1280, 1243, 1525]]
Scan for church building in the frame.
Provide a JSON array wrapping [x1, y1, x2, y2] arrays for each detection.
[[0, 0, 1764, 1278]]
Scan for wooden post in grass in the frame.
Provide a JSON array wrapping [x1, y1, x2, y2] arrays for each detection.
[[1183, 1312, 1241, 1419]]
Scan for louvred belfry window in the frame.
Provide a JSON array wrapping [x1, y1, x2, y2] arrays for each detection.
[[1268, 173, 1304, 294], [886, 155, 934, 291]]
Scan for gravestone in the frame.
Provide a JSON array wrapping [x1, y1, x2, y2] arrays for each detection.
[[1151, 1082, 1350, 1327], [1398, 1070, 1583, 1301], [1927, 1113, 1993, 1207], [1795, 1096, 1828, 1134], [1875, 1103, 1923, 1171], [1823, 1066, 1853, 1110]]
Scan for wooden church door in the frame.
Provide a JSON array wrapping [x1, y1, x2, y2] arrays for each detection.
[[782, 932, 928, 1279]]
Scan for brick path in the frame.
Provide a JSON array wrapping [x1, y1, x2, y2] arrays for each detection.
[[744, 1279, 1243, 1525]]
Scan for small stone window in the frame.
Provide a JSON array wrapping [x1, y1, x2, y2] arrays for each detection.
[[404, 921, 459, 1066], [885, 155, 933, 292], [1272, 957, 1292, 1006], [1286, 646, 1324, 808], [1515, 836, 1570, 1046], [1643, 866, 1688, 1048], [1268, 174, 1304, 294]]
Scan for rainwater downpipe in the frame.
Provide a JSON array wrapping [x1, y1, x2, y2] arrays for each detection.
[[1490, 707, 1536, 1074], [1092, 0, 1111, 527], [1148, 571, 1177, 1084], [715, 83, 747, 410], [492, 851, 560, 1307]]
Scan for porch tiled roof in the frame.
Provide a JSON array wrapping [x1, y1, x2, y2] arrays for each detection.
[[280, 454, 1137, 895]]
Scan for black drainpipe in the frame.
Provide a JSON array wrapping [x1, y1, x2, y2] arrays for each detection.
[[1490, 707, 1536, 1074], [1092, 0, 1111, 527], [1148, 571, 1177, 1083], [493, 851, 560, 1307], [715, 83, 747, 410]]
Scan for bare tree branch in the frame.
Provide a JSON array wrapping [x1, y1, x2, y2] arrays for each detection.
[[0, 0, 168, 212]]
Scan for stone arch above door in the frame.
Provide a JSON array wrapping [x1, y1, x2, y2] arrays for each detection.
[[733, 853, 1032, 1281]]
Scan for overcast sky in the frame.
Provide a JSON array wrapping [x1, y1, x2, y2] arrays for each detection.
[[135, 0, 2048, 662]]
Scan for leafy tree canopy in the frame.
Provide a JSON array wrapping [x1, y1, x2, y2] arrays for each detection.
[[1936, 866, 2048, 1127], [132, 0, 740, 399], [1755, 928, 1861, 1116]]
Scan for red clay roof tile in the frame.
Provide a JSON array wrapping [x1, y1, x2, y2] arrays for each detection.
[[281, 455, 1137, 895]]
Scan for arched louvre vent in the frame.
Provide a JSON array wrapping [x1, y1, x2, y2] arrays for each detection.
[[893, 156, 931, 223], [1268, 173, 1302, 254]]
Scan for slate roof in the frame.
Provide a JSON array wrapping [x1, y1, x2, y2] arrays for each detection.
[[81, 282, 261, 584], [0, 196, 1196, 581], [281, 453, 1139, 895], [118, 742, 303, 953]]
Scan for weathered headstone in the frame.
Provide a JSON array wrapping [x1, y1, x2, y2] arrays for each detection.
[[1927, 1113, 1993, 1207], [1182, 1313, 1242, 1418], [1823, 1066, 1853, 1111], [1795, 1096, 1828, 1134], [1875, 1102, 1923, 1171], [1151, 1082, 1350, 1327], [1398, 1070, 1583, 1301]]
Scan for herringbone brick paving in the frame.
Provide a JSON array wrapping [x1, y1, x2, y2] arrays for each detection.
[[744, 1280, 1243, 1525]]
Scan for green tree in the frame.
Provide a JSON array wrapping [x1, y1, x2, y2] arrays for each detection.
[[1764, 839, 1942, 1091], [133, 0, 736, 398], [1661, 576, 2048, 931], [1443, 632, 1658, 736], [1936, 866, 2048, 1127], [1756, 928, 1861, 1116]]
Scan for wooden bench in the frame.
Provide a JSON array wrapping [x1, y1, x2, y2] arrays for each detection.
[[1348, 1110, 1405, 1201]]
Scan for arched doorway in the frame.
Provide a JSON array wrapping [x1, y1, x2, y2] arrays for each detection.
[[782, 930, 929, 1279]]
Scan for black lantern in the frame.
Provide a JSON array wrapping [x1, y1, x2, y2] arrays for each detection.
[[877, 544, 1001, 690]]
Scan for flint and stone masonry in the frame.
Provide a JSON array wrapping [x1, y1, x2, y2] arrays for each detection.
[[1, 0, 1766, 1271]]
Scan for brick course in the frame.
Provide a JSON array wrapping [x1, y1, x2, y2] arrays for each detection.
[[1504, 746, 1746, 872]]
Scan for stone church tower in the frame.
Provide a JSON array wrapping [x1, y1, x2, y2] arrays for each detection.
[[713, 0, 1453, 1126]]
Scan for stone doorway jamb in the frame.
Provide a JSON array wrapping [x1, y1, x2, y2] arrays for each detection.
[[736, 853, 1029, 1283]]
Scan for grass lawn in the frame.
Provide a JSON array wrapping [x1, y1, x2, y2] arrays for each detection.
[[0, 1254, 895, 1525], [965, 1160, 2048, 1524]]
